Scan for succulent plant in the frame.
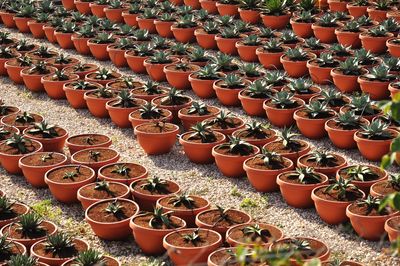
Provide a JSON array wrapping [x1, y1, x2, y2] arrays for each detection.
[[138, 103, 164, 119], [316, 13, 338, 27], [206, 111, 237, 129], [71, 249, 107, 266], [140, 177, 169, 194], [337, 57, 363, 76], [219, 136, 254, 156], [44, 232, 76, 257], [287, 167, 322, 184], [270, 91, 298, 109], [188, 122, 217, 143], [27, 121, 59, 138], [8, 254, 39, 266], [284, 47, 309, 61], [364, 65, 396, 82], [324, 176, 359, 201], [333, 111, 364, 130], [168, 194, 196, 209], [262, 0, 288, 16], [246, 80, 274, 98], [359, 120, 393, 140], [148, 207, 177, 229], [303, 101, 333, 119], [5, 134, 33, 154]]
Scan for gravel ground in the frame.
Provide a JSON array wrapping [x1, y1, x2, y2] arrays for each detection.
[[0, 26, 398, 266]]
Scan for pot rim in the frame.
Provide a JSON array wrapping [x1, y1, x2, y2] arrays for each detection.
[[85, 198, 139, 225], [163, 228, 222, 250], [0, 220, 58, 242], [77, 181, 130, 202], [66, 133, 111, 149], [277, 170, 329, 187], [71, 147, 120, 164], [134, 122, 180, 135], [18, 151, 68, 169], [179, 131, 226, 145], [354, 129, 399, 143], [156, 194, 211, 213], [311, 185, 366, 204], [346, 203, 399, 218], [212, 144, 260, 158], [0, 139, 43, 157], [225, 222, 284, 246], [30, 238, 87, 261], [44, 164, 96, 185], [129, 214, 186, 232]]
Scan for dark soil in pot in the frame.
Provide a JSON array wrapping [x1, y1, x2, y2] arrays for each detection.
[[372, 181, 399, 195], [132, 213, 184, 229], [246, 157, 292, 170], [19, 152, 66, 166], [72, 149, 118, 163], [67, 134, 110, 146], [313, 186, 363, 202], [197, 209, 249, 227], [100, 163, 147, 181], [32, 239, 86, 259], [46, 165, 93, 183], [0, 140, 41, 155], [136, 123, 177, 133], [79, 182, 128, 199], [298, 153, 346, 168], [87, 200, 138, 222], [131, 179, 180, 196]]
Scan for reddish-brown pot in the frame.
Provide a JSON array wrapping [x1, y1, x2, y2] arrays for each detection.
[[71, 34, 91, 55], [89, 3, 107, 17], [200, 0, 218, 14], [154, 20, 174, 38], [106, 45, 128, 67], [331, 67, 368, 93], [136, 17, 157, 33], [312, 24, 338, 43], [359, 32, 394, 54], [54, 31, 74, 49], [256, 47, 287, 70], [171, 25, 198, 43], [354, 129, 399, 161], [20, 66, 57, 92], [105, 98, 147, 128], [280, 53, 317, 78], [104, 7, 128, 23], [144, 57, 180, 82], [294, 108, 336, 139], [41, 73, 80, 100], [75, 0, 92, 15], [63, 81, 102, 109], [66, 133, 112, 155], [71, 147, 120, 171], [23, 126, 69, 152], [27, 20, 46, 38], [122, 11, 139, 27], [325, 118, 370, 149], [14, 17, 32, 33], [43, 25, 56, 43], [263, 97, 305, 127], [215, 35, 242, 55], [261, 12, 291, 29], [194, 29, 217, 50], [385, 216, 400, 242], [164, 63, 201, 90], [87, 40, 113, 61]]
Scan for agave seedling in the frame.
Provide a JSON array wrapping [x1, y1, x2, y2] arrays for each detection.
[[182, 229, 203, 246], [252, 148, 284, 169], [332, 111, 364, 130], [294, 10, 315, 23], [202, 21, 220, 34], [215, 15, 235, 27], [287, 167, 322, 184], [263, 71, 288, 87], [0, 47, 16, 59], [285, 78, 314, 94], [345, 165, 378, 182], [0, 195, 15, 219], [315, 88, 347, 107], [140, 177, 169, 194], [188, 47, 210, 63], [71, 81, 99, 91], [270, 91, 299, 109], [112, 90, 140, 108], [346, 94, 376, 116], [105, 200, 126, 220], [7, 254, 39, 266], [324, 176, 360, 201], [62, 166, 81, 181], [148, 207, 177, 229], [315, 13, 338, 27], [313, 53, 339, 67], [91, 32, 115, 44], [71, 249, 107, 266], [262, 38, 284, 52], [188, 122, 217, 143], [0, 235, 14, 261], [132, 43, 154, 57], [262, 0, 288, 16], [43, 233, 76, 258], [303, 101, 333, 119], [354, 48, 380, 66], [27, 121, 59, 138], [93, 87, 115, 99], [302, 37, 325, 50], [28, 61, 51, 75], [219, 73, 247, 89], [284, 47, 310, 61], [219, 136, 254, 156], [186, 102, 210, 116], [279, 30, 299, 44], [336, 57, 363, 76], [205, 111, 236, 129], [307, 150, 337, 167], [240, 122, 271, 139], [245, 80, 274, 99], [238, 63, 263, 78], [133, 29, 151, 42], [0, 32, 14, 46], [111, 164, 131, 177], [241, 224, 272, 242], [15, 212, 45, 238], [148, 51, 173, 64], [159, 88, 188, 106], [5, 134, 33, 154], [94, 68, 115, 80], [138, 103, 164, 119], [175, 14, 198, 28], [356, 195, 386, 215], [363, 65, 396, 82], [94, 181, 115, 197], [195, 65, 220, 80], [220, 27, 241, 39], [277, 127, 302, 151], [359, 120, 393, 140], [212, 53, 239, 72], [168, 194, 196, 209]]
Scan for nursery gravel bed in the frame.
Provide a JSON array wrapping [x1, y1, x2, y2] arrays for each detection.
[[0, 26, 398, 266]]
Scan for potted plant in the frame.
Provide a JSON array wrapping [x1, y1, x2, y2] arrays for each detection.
[[335, 20, 364, 48], [196, 206, 252, 235], [0, 134, 42, 175], [63, 63, 99, 80], [129, 207, 186, 255], [0, 47, 20, 76], [212, 136, 259, 178], [278, 167, 329, 208], [244, 148, 293, 192], [358, 65, 397, 100], [325, 111, 369, 149], [151, 88, 193, 122], [19, 152, 68, 188], [212, 53, 239, 73], [311, 13, 340, 44], [62, 249, 120, 266], [178, 102, 220, 131], [85, 68, 122, 86], [12, 39, 38, 55], [213, 73, 250, 106], [346, 195, 398, 240], [122, 3, 142, 27], [31, 233, 88, 265], [41, 70, 79, 100], [23, 121, 68, 152], [63, 81, 102, 109], [256, 39, 288, 69], [65, 133, 111, 155], [83, 87, 118, 118], [89, 0, 110, 17], [129, 103, 172, 128], [20, 61, 57, 92], [331, 57, 368, 93], [260, 0, 291, 29], [290, 11, 316, 38], [387, 38, 400, 58], [311, 176, 365, 224], [70, 147, 120, 171], [366, 0, 396, 22], [204, 111, 245, 136], [236, 35, 263, 62], [299, 37, 328, 57], [43, 17, 63, 44], [53, 22, 77, 49], [1, 112, 44, 131], [124, 43, 154, 74], [143, 51, 180, 82], [163, 228, 222, 265], [309, 88, 350, 112], [226, 223, 283, 248], [46, 54, 80, 71], [385, 216, 400, 242], [280, 47, 316, 78], [238, 0, 262, 24], [237, 80, 274, 116], [129, 80, 169, 102], [26, 46, 58, 61], [0, 2, 19, 28], [214, 26, 243, 55], [307, 53, 339, 84], [0, 124, 19, 141], [294, 101, 336, 139], [354, 120, 399, 161], [0, 195, 29, 228], [297, 150, 348, 177], [194, 21, 219, 50], [136, 8, 158, 33], [0, 212, 57, 249], [164, 62, 201, 91], [87, 32, 116, 61], [171, 14, 199, 43], [237, 63, 264, 82], [104, 0, 128, 23], [360, 26, 393, 54], [71, 25, 97, 56], [371, 174, 400, 198], [5, 55, 33, 84], [340, 94, 383, 121], [189, 65, 225, 99], [0, 235, 27, 262], [346, 0, 369, 18], [232, 122, 277, 147], [263, 127, 311, 163], [13, 5, 35, 33], [279, 30, 302, 49], [106, 38, 135, 68]]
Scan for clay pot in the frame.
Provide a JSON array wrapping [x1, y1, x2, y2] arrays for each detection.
[[216, 3, 239, 17], [346, 4, 368, 18], [31, 238, 88, 266], [0, 201, 29, 229], [194, 29, 217, 50], [87, 40, 113, 61], [263, 139, 311, 165], [71, 147, 120, 171], [84, 90, 117, 118], [97, 162, 148, 186], [385, 216, 400, 242], [171, 25, 198, 43], [85, 198, 139, 240], [71, 34, 91, 55], [106, 45, 128, 67], [200, 0, 218, 14], [125, 50, 149, 74], [105, 98, 147, 128], [20, 66, 57, 92], [256, 46, 287, 70], [43, 25, 56, 43], [389, 82, 400, 98], [178, 105, 220, 131], [14, 17, 33, 33], [294, 108, 337, 139], [63, 81, 102, 109], [19, 152, 68, 188], [280, 52, 317, 78], [297, 152, 347, 178], [354, 129, 399, 161], [64, 63, 99, 79], [188, 72, 224, 98], [122, 11, 139, 27], [311, 185, 365, 224], [163, 228, 222, 266], [244, 156, 294, 192], [335, 28, 364, 48], [179, 131, 226, 164], [45, 164, 96, 203], [0, 11, 17, 28], [307, 59, 337, 85], [89, 3, 107, 17], [235, 41, 260, 62], [290, 18, 314, 38], [136, 17, 157, 33], [330, 67, 368, 93], [54, 31, 74, 49], [367, 6, 392, 22], [312, 24, 338, 43], [134, 122, 180, 155], [359, 32, 393, 54], [213, 79, 250, 106], [277, 171, 329, 208], [263, 97, 305, 127], [66, 133, 112, 155], [346, 202, 398, 241], [4, 58, 29, 84], [151, 95, 193, 123], [23, 125, 68, 152], [154, 20, 174, 38], [164, 63, 201, 90], [358, 75, 393, 101], [387, 38, 400, 57], [129, 108, 173, 128], [144, 57, 180, 82], [260, 12, 291, 29], [325, 118, 370, 149], [212, 144, 259, 178], [104, 7, 128, 23], [226, 223, 283, 248], [41, 73, 79, 100], [215, 35, 242, 55], [75, 0, 92, 15], [27, 20, 46, 38]]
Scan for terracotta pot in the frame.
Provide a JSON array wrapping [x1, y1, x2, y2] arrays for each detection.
[[0, 54, 20, 77], [263, 97, 305, 127], [244, 156, 294, 192], [367, 6, 391, 22], [64, 64, 99, 80], [327, 0, 347, 12], [238, 8, 260, 24], [354, 130, 399, 161], [0, 202, 29, 228], [335, 28, 363, 48], [4, 59, 27, 84], [294, 108, 336, 139], [171, 25, 198, 43], [154, 20, 174, 38], [87, 41, 113, 61], [358, 75, 392, 100], [129, 214, 186, 255], [278, 171, 329, 208], [0, 139, 43, 175], [387, 38, 400, 58], [97, 162, 148, 186], [163, 228, 222, 266], [45, 164, 96, 203], [290, 18, 314, 38], [156, 195, 211, 227], [261, 12, 291, 29], [89, 3, 107, 17], [346, 4, 368, 18], [216, 3, 239, 17], [41, 74, 79, 100], [129, 108, 173, 128], [31, 238, 88, 266], [66, 133, 112, 155], [188, 73, 223, 98], [151, 95, 193, 123], [71, 147, 120, 171], [104, 7, 127, 23], [14, 17, 32, 33], [84, 90, 117, 117], [325, 118, 369, 149], [71, 34, 91, 55], [143, 57, 180, 82], [85, 198, 139, 240], [194, 29, 217, 50], [62, 256, 120, 266], [0, 11, 17, 28], [122, 11, 139, 27], [212, 144, 259, 178], [389, 82, 400, 98], [385, 216, 400, 242], [226, 223, 283, 248], [54, 31, 74, 49], [331, 67, 368, 93], [23, 125, 68, 152], [125, 50, 148, 74], [164, 64, 201, 90], [263, 139, 311, 165], [137, 17, 156, 33], [387, 10, 400, 22], [346, 203, 398, 241], [297, 152, 348, 178], [238, 90, 273, 117], [106, 45, 126, 67], [61, 0, 76, 10], [75, 0, 92, 15], [306, 60, 336, 85], [105, 98, 147, 128], [312, 24, 338, 43], [20, 66, 57, 92], [360, 32, 393, 54], [179, 131, 226, 164], [178, 106, 220, 131], [200, 0, 218, 14], [43, 25, 56, 43], [27, 21, 46, 38], [184, 0, 201, 9], [280, 53, 317, 78], [213, 79, 250, 106], [256, 47, 286, 70], [63, 81, 101, 109], [18, 150, 67, 186], [235, 41, 259, 62], [134, 122, 180, 155], [215, 35, 241, 55], [311, 185, 365, 225]]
